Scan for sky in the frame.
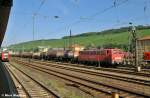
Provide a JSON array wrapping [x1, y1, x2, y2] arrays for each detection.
[[2, 0, 150, 46]]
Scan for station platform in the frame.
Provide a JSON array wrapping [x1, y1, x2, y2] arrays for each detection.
[[0, 61, 18, 98]]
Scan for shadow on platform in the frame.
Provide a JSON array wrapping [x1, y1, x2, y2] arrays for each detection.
[[0, 61, 18, 98]]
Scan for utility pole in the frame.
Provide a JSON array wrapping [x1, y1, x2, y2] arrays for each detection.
[[131, 25, 138, 67], [129, 22, 140, 71], [98, 50, 101, 67], [69, 29, 72, 50], [32, 13, 37, 42], [32, 13, 36, 59], [64, 39, 66, 50]]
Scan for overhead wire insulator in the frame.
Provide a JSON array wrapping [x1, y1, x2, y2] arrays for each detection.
[[144, 6, 146, 12], [54, 16, 60, 19], [114, 0, 117, 7], [144, 1, 149, 26], [114, 0, 120, 24]]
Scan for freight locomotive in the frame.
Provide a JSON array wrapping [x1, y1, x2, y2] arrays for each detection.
[[78, 48, 125, 65]]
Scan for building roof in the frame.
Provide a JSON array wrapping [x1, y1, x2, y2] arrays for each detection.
[[138, 36, 150, 41]]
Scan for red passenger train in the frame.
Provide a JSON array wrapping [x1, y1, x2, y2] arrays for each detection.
[[0, 51, 10, 62], [78, 49, 125, 65]]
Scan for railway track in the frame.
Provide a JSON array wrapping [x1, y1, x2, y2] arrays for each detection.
[[13, 58, 150, 86], [10, 60, 113, 98], [19, 57, 150, 77], [56, 62, 150, 77], [14, 57, 150, 76], [54, 61, 150, 76], [13, 59, 150, 98], [5, 63, 30, 98], [18, 58, 150, 85], [117, 66, 150, 73], [10, 61, 113, 98], [4, 62, 61, 98]]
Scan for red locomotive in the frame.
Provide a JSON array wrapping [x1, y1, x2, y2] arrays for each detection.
[[144, 52, 150, 62], [78, 48, 125, 65], [1, 51, 10, 62]]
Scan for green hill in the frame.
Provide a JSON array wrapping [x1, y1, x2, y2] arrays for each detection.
[[9, 26, 150, 52]]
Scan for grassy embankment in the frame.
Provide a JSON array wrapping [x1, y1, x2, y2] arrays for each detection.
[[9, 28, 150, 51]]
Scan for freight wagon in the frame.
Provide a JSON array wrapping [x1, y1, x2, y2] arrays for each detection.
[[46, 49, 65, 61]]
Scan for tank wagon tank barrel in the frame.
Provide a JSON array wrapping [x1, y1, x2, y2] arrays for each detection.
[[0, 0, 13, 46]]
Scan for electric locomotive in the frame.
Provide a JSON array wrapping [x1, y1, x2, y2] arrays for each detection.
[[0, 51, 10, 62]]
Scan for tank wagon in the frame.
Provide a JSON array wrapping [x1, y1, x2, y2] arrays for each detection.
[[64, 45, 84, 62], [46, 48, 65, 61], [21, 52, 33, 58], [33, 52, 41, 59]]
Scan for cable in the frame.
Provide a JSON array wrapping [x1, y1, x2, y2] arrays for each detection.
[[89, 0, 128, 19], [36, 0, 46, 14], [56, 0, 129, 34], [9, 0, 47, 46]]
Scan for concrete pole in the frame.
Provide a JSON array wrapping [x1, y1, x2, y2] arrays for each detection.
[[32, 13, 36, 60], [135, 39, 141, 72]]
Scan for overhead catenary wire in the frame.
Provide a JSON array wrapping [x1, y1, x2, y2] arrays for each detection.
[[13, 0, 47, 52], [36, 0, 46, 14], [55, 0, 129, 34], [19, 0, 47, 31], [32, 0, 47, 41], [8, 0, 150, 48], [11, 0, 129, 38], [88, 0, 128, 19], [114, 0, 120, 23], [60, 0, 150, 35]]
